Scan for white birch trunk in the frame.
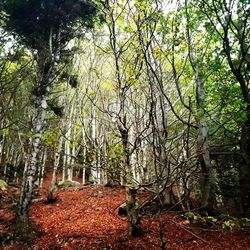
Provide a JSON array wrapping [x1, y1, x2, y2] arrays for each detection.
[[0, 133, 5, 165], [51, 136, 63, 187], [19, 94, 47, 222], [63, 125, 72, 181], [96, 149, 101, 184], [141, 139, 148, 183], [39, 148, 47, 188], [82, 167, 86, 185], [62, 145, 66, 182], [195, 68, 212, 207], [91, 105, 100, 184], [81, 127, 86, 185], [70, 125, 77, 181]]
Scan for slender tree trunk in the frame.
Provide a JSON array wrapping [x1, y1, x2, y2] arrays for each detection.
[[12, 150, 21, 183], [91, 104, 100, 184], [141, 139, 148, 183], [195, 69, 213, 207], [0, 133, 5, 166], [51, 137, 63, 186], [47, 136, 63, 202], [82, 167, 86, 185], [62, 147, 66, 182], [4, 145, 12, 182], [64, 127, 72, 181], [38, 148, 47, 188]]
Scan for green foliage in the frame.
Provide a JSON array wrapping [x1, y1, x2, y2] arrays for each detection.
[[1, 0, 98, 49], [181, 211, 250, 230], [107, 142, 125, 162], [240, 218, 250, 228], [182, 211, 197, 221], [203, 216, 218, 226], [0, 10, 8, 26], [222, 219, 240, 231], [182, 211, 217, 227], [41, 129, 61, 147]]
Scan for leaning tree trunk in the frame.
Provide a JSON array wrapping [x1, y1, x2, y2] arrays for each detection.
[[18, 93, 47, 222]]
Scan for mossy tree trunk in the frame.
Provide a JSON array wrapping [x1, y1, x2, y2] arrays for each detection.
[[18, 48, 54, 222], [126, 188, 142, 237]]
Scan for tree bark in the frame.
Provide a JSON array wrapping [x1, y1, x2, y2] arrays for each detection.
[[195, 69, 213, 208], [18, 94, 47, 222], [239, 121, 250, 216], [126, 187, 142, 237]]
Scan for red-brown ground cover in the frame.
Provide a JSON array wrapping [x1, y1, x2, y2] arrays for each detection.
[[0, 184, 249, 250]]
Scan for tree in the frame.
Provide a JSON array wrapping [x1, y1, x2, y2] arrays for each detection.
[[195, 0, 250, 216], [1, 0, 99, 223]]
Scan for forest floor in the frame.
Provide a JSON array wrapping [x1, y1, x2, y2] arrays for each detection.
[[0, 179, 249, 250]]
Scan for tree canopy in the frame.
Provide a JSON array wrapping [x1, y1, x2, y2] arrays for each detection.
[[1, 0, 98, 49]]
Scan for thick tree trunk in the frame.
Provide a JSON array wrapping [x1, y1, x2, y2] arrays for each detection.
[[18, 94, 47, 223], [126, 187, 142, 237]]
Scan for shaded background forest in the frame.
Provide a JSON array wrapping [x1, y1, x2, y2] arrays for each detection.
[[0, 0, 249, 231]]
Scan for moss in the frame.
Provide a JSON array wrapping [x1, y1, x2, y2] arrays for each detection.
[[0, 179, 8, 190], [58, 181, 81, 189]]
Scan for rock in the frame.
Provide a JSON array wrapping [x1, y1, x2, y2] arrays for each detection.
[[0, 179, 8, 190], [58, 180, 81, 189]]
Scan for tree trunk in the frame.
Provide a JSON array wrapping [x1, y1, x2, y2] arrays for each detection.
[[126, 187, 142, 237], [197, 121, 212, 207], [48, 135, 63, 202], [18, 94, 47, 223], [194, 67, 213, 208], [64, 127, 72, 181], [239, 122, 250, 216], [38, 148, 47, 188], [47, 138, 62, 203], [0, 132, 5, 166]]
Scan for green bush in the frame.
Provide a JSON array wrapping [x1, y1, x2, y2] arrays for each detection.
[[181, 211, 248, 230]]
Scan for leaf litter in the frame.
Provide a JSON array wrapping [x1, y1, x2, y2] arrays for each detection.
[[0, 184, 249, 249]]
